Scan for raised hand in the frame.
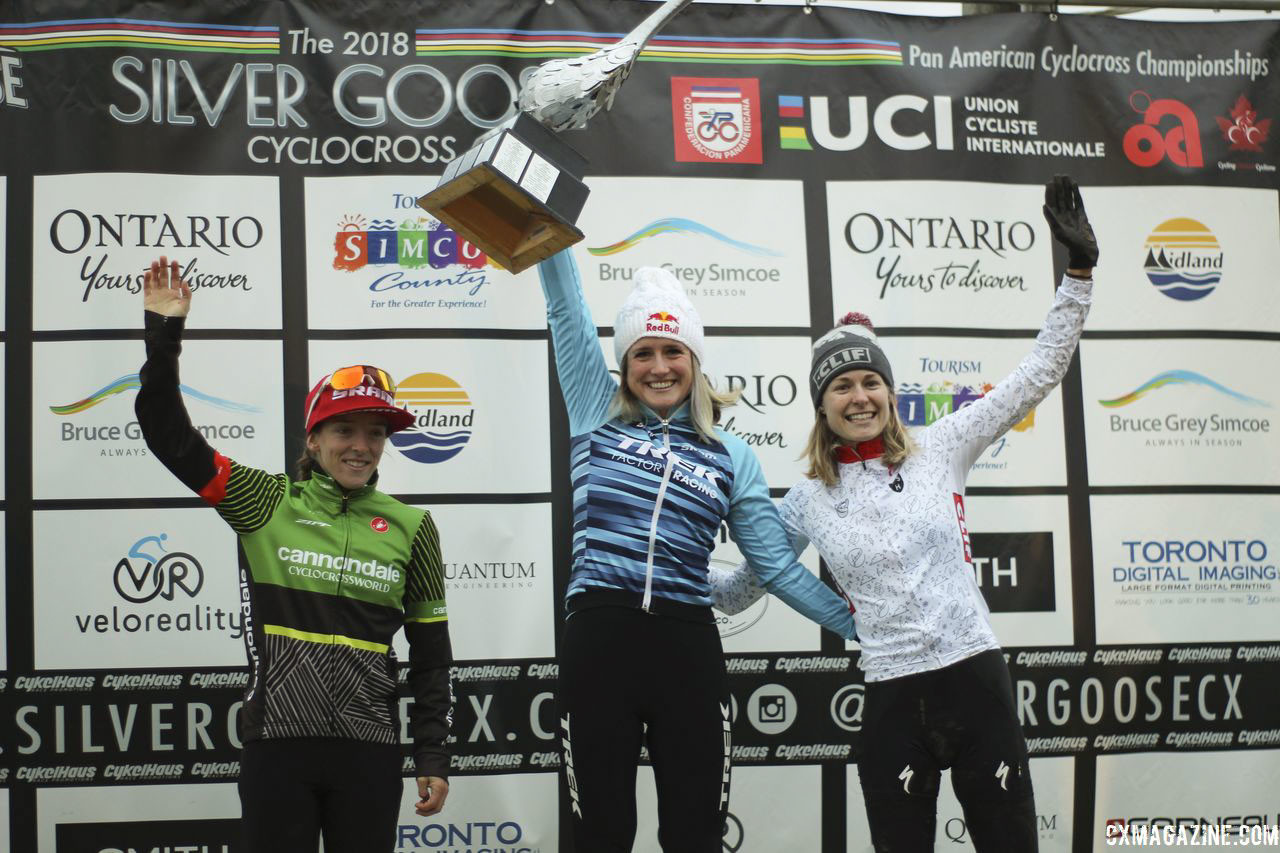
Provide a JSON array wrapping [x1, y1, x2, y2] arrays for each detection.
[[1042, 174, 1099, 274], [143, 256, 192, 317]]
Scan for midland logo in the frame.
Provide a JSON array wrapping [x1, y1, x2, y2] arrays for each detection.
[[1101, 371, 1271, 448], [332, 203, 491, 311], [670, 76, 762, 164], [391, 372, 474, 463], [74, 533, 245, 639], [53, 373, 262, 456], [1143, 219, 1223, 301], [776, 91, 954, 152], [1123, 90, 1202, 169]]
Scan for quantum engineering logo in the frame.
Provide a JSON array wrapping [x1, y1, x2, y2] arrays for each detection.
[[1143, 218, 1223, 301], [897, 381, 1035, 431], [332, 215, 487, 271], [1099, 371, 1268, 408], [1217, 95, 1270, 154], [1123, 90, 1203, 169], [587, 218, 782, 257], [670, 76, 762, 164], [50, 374, 262, 415], [391, 372, 474, 463]]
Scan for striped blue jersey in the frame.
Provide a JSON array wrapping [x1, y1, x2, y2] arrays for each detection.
[[539, 251, 854, 637]]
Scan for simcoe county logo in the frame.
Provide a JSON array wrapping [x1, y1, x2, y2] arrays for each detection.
[[1143, 218, 1223, 302], [587, 218, 782, 257], [1099, 371, 1269, 408], [50, 374, 261, 415], [391, 372, 474, 464], [670, 76, 762, 164], [332, 215, 486, 271], [897, 381, 1035, 431]]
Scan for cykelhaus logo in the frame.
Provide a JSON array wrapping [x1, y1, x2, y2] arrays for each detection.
[[75, 533, 244, 640], [671, 76, 762, 164], [1123, 90, 1203, 169], [391, 372, 474, 464], [1143, 218, 1223, 301]]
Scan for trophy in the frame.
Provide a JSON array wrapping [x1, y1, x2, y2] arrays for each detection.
[[416, 0, 694, 274]]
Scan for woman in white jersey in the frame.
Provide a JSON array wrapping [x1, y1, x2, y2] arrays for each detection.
[[712, 175, 1098, 852]]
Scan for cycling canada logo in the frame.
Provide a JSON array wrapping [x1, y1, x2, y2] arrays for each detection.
[[1217, 95, 1270, 154], [391, 372, 474, 463], [1123, 90, 1203, 169], [1143, 218, 1223, 301], [671, 76, 762, 164]]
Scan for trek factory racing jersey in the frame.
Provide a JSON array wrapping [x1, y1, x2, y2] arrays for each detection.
[[713, 275, 1092, 681], [136, 312, 452, 778], [539, 251, 853, 635]]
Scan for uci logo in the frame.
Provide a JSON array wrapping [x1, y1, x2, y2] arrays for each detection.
[[113, 534, 204, 603]]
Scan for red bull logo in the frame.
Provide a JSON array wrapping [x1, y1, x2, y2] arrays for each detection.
[[645, 311, 681, 335]]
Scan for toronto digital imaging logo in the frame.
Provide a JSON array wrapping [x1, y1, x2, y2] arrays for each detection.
[[671, 77, 762, 164], [1123, 90, 1202, 169], [1143, 218, 1223, 301], [390, 372, 474, 464]]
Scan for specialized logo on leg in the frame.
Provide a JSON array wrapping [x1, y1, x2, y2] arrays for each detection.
[[899, 764, 914, 794], [995, 760, 1010, 791], [560, 714, 583, 818]]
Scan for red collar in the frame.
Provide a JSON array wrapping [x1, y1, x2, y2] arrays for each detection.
[[834, 437, 884, 464]]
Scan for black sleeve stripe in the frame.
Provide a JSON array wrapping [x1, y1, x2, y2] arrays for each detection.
[[406, 511, 447, 604], [214, 464, 287, 535]]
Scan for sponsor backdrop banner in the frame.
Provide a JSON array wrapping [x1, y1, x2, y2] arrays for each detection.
[[0, 1, 1277, 851]]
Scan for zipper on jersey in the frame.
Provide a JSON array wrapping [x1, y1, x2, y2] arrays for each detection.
[[328, 491, 352, 731], [642, 418, 675, 613]]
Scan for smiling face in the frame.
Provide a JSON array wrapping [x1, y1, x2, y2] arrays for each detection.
[[625, 337, 694, 418], [821, 369, 892, 445], [305, 412, 388, 490]]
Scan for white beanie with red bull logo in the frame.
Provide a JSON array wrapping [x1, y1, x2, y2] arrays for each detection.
[[613, 266, 706, 366]]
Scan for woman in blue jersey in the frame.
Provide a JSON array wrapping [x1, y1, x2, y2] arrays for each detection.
[[537, 251, 855, 851]]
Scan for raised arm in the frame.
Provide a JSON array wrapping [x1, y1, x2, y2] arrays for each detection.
[[929, 176, 1096, 469], [537, 250, 618, 434], [722, 437, 855, 639]]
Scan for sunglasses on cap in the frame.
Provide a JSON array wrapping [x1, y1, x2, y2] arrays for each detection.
[[304, 365, 397, 429]]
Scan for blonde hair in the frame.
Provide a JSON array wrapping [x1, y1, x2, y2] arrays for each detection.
[[802, 393, 916, 486], [610, 353, 740, 444]]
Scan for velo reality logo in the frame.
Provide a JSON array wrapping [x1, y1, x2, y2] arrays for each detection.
[[114, 533, 202, 603], [1143, 218, 1223, 301], [1123, 90, 1203, 169], [671, 77, 763, 164], [391, 372, 474, 463]]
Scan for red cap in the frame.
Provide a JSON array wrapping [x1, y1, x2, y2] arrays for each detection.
[[303, 366, 415, 435]]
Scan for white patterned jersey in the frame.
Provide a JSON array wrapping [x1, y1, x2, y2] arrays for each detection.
[[711, 275, 1091, 681]]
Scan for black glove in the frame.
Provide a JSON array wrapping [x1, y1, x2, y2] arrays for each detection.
[[1042, 174, 1098, 270]]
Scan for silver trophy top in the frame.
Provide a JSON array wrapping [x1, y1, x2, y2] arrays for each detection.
[[518, 0, 695, 132]]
